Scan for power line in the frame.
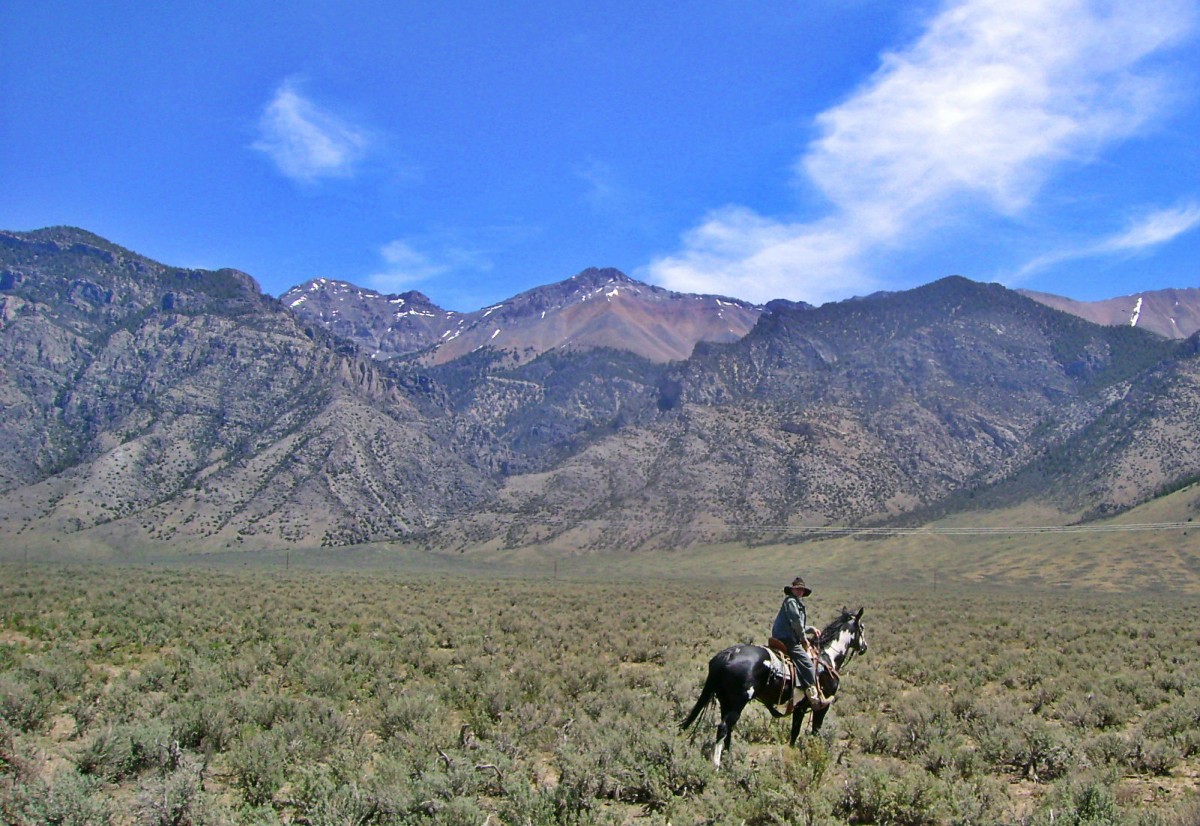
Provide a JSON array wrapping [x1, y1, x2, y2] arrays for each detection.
[[430, 512, 1195, 537]]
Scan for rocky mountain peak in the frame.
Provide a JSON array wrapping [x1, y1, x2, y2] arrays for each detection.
[[284, 266, 765, 365], [569, 266, 633, 287], [283, 278, 440, 314], [279, 277, 459, 359]]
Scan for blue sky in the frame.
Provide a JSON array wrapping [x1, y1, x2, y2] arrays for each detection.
[[2, 1, 1198, 311]]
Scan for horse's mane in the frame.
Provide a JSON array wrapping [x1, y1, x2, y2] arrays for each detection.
[[818, 609, 857, 648]]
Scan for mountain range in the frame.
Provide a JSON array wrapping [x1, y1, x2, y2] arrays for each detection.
[[281, 269, 763, 365], [3, 226, 1200, 556]]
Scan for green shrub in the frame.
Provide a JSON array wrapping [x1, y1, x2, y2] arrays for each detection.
[[131, 758, 205, 826], [375, 691, 435, 741], [1083, 731, 1134, 768], [0, 768, 113, 826], [722, 742, 835, 826], [1030, 777, 1123, 826], [973, 713, 1074, 782], [165, 699, 234, 753], [227, 730, 286, 807], [1057, 689, 1129, 730], [836, 760, 947, 825], [1129, 736, 1181, 776], [1138, 697, 1200, 742], [74, 720, 175, 781], [0, 674, 51, 732], [291, 764, 395, 826], [498, 774, 570, 826], [944, 776, 1007, 826]]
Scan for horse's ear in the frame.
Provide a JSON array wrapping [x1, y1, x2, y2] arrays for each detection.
[[855, 607, 864, 619]]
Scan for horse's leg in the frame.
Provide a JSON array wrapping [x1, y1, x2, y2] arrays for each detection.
[[713, 689, 753, 770], [710, 697, 730, 769], [789, 702, 809, 746], [810, 705, 830, 735], [810, 677, 839, 735]]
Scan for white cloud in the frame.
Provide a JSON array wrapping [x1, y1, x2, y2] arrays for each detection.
[[649, 207, 876, 306], [1016, 201, 1200, 277], [252, 79, 369, 182], [645, 0, 1195, 305]]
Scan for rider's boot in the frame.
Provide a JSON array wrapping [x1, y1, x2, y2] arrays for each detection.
[[806, 685, 830, 711]]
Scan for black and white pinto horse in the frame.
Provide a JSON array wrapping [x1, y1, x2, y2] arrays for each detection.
[[681, 607, 867, 768]]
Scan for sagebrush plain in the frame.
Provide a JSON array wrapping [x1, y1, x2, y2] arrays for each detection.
[[2, 529, 1199, 824]]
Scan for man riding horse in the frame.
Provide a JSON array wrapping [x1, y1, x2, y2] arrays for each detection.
[[681, 589, 866, 768], [771, 576, 830, 711]]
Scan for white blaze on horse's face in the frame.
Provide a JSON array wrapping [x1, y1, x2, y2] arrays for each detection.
[[842, 609, 867, 656], [826, 614, 867, 663], [825, 626, 854, 661]]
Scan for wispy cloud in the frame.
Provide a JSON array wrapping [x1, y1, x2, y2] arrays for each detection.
[[252, 78, 369, 183], [645, 0, 1195, 305], [575, 158, 622, 212], [367, 237, 492, 295], [573, 157, 658, 238], [1100, 202, 1200, 252], [1016, 201, 1200, 278]]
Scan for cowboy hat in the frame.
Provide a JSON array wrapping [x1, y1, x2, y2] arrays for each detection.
[[788, 576, 812, 596]]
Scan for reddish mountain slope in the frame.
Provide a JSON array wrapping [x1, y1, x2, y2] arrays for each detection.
[[1021, 287, 1200, 339]]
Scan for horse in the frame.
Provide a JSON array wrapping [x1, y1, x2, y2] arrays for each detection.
[[680, 607, 867, 768]]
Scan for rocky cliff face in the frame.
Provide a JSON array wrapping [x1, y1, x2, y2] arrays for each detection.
[[0, 228, 493, 552], [3, 228, 1198, 556]]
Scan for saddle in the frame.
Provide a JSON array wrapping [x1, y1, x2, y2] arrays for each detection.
[[765, 639, 800, 712], [765, 637, 837, 713]]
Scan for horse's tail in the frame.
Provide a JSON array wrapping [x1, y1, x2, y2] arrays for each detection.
[[680, 663, 720, 732]]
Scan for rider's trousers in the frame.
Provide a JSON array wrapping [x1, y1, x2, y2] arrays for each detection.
[[788, 642, 818, 690]]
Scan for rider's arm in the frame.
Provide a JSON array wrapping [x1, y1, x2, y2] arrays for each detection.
[[783, 598, 807, 641]]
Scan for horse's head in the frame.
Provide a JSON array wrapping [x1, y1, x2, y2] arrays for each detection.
[[847, 607, 867, 656], [820, 606, 868, 666]]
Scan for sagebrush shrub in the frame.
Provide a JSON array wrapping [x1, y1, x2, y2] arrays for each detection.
[[1030, 777, 1123, 826], [0, 674, 50, 733], [836, 759, 948, 826]]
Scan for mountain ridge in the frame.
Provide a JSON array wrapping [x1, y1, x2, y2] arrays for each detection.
[[1020, 287, 1200, 340], [3, 226, 1200, 556], [285, 266, 764, 365], [283, 267, 1200, 366], [0, 227, 495, 550]]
